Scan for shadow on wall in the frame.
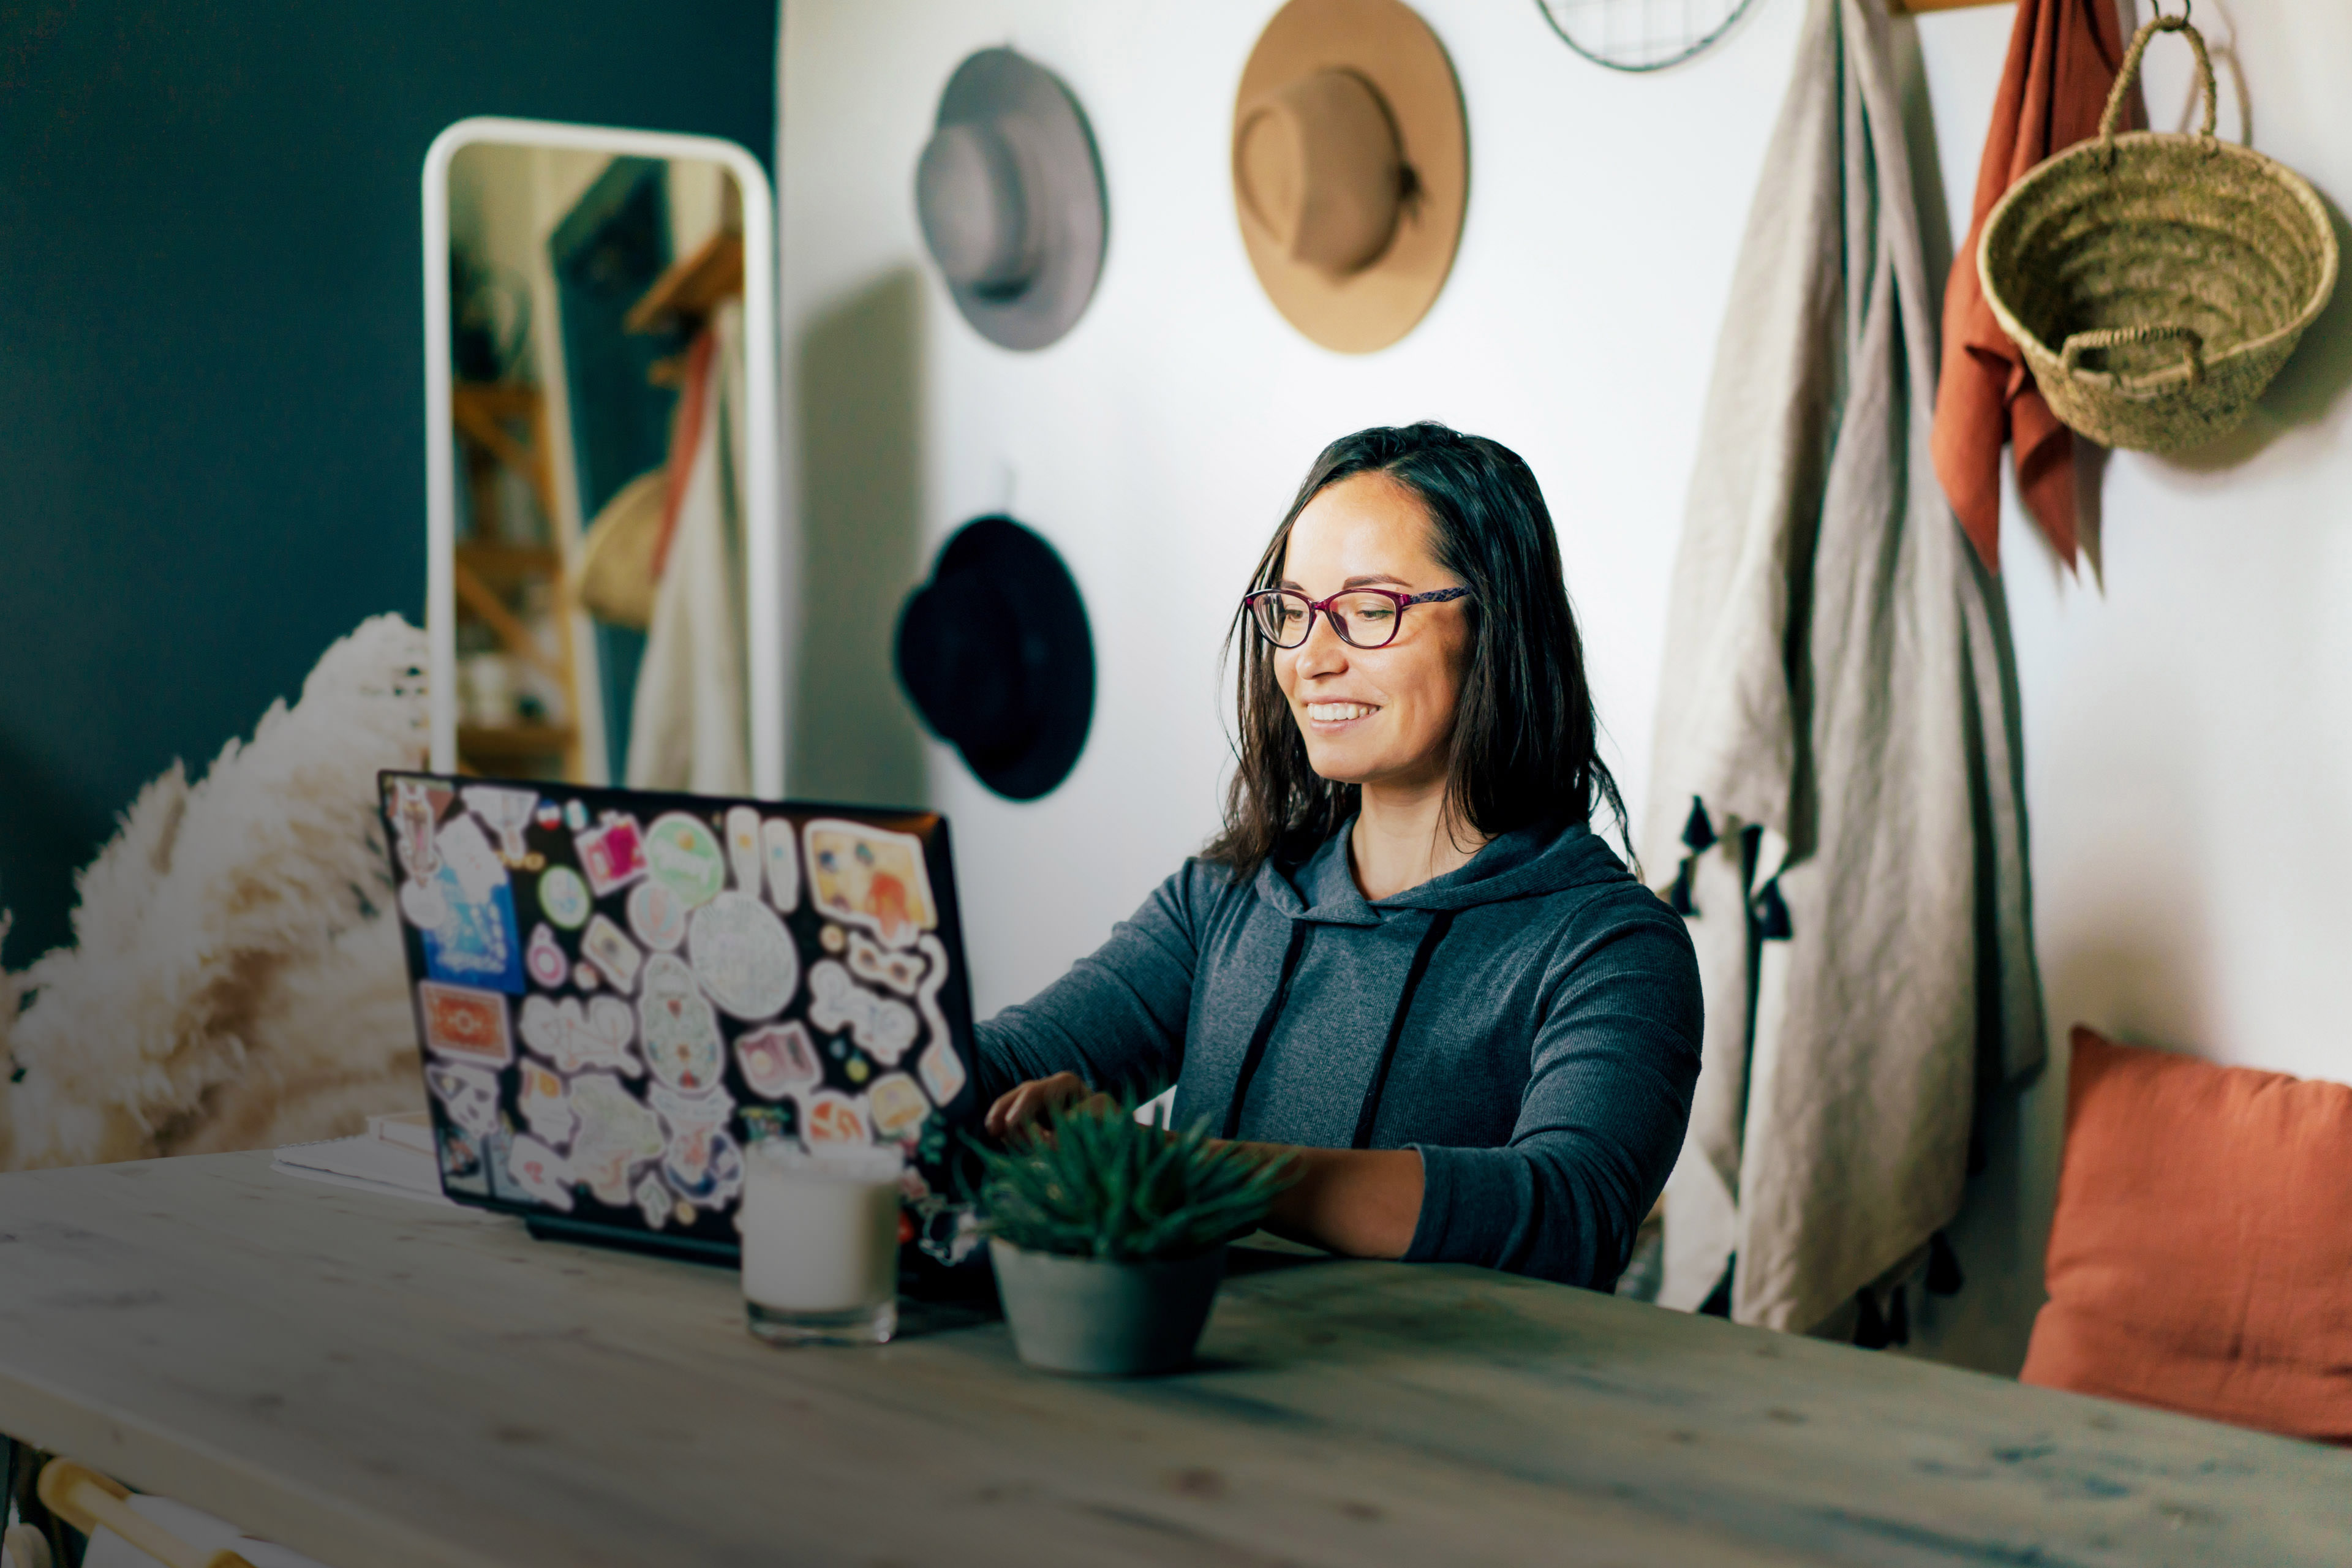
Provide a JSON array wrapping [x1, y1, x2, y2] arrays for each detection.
[[792, 267, 930, 808], [1912, 866, 2220, 1376], [2166, 195, 2352, 472]]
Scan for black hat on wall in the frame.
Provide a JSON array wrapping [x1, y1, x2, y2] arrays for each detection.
[[895, 516, 1095, 801], [913, 48, 1108, 352]]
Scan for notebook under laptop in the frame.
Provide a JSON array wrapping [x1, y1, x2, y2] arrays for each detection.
[[376, 772, 984, 1272]]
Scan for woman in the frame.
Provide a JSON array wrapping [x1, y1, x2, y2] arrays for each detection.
[[978, 423, 1701, 1289]]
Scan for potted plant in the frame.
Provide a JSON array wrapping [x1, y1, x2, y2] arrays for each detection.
[[975, 1093, 1296, 1376]]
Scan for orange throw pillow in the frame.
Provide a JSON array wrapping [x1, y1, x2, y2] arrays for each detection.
[[2021, 1027, 2352, 1442]]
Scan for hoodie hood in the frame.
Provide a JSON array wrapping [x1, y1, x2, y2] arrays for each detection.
[[1256, 815, 1635, 925]]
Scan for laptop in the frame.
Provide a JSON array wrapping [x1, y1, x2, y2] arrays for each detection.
[[375, 771, 985, 1275]]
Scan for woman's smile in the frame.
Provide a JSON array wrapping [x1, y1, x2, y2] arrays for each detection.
[[1304, 699, 1381, 726], [1274, 471, 1470, 797]]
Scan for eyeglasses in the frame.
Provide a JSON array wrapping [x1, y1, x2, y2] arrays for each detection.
[[1241, 586, 1472, 650]]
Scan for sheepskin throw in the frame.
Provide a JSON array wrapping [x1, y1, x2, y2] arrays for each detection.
[[0, 613, 431, 1170]]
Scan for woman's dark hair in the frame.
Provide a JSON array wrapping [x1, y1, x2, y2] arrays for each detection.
[[1204, 422, 1630, 879]]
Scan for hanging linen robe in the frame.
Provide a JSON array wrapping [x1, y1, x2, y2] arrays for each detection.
[[1644, 0, 2044, 1334], [626, 300, 752, 794]]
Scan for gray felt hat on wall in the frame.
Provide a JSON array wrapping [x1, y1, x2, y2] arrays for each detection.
[[914, 48, 1108, 352]]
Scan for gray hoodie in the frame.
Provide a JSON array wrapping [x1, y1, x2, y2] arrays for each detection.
[[974, 816, 1703, 1289]]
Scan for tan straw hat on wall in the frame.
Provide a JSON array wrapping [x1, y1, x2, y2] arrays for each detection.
[[1232, 0, 1468, 355]]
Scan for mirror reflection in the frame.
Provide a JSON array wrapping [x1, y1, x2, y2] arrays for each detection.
[[443, 142, 752, 791]]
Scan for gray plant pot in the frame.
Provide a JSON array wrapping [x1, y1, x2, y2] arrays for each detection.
[[989, 1238, 1226, 1376]]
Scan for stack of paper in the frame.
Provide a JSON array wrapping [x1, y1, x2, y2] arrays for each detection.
[[272, 1112, 450, 1205]]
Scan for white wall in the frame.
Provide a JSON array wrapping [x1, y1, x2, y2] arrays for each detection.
[[1905, 0, 2352, 1371], [780, 0, 2351, 1370]]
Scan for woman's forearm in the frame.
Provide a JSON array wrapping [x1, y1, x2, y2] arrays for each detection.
[[1247, 1144, 1425, 1259]]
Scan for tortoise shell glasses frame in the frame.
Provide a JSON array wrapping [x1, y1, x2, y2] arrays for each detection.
[[1241, 585, 1473, 650]]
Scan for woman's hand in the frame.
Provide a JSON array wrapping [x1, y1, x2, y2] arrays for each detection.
[[984, 1072, 1100, 1140]]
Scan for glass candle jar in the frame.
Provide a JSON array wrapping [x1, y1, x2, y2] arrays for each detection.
[[740, 1143, 903, 1346]]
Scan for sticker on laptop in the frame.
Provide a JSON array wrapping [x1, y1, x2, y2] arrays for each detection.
[[845, 930, 927, 996], [439, 1123, 489, 1196], [437, 813, 507, 901], [867, 1072, 929, 1142], [578, 813, 648, 896], [525, 923, 569, 990], [412, 858, 526, 995], [634, 1171, 672, 1230], [426, 1060, 502, 1136], [645, 812, 726, 908], [760, 816, 801, 913], [505, 1134, 575, 1211], [804, 820, 935, 949], [666, 1127, 744, 1210], [687, 891, 797, 1020], [738, 1103, 794, 1147], [567, 1072, 666, 1206], [725, 805, 763, 893], [649, 1084, 741, 1206], [536, 866, 591, 930], [651, 1082, 733, 1139], [917, 1038, 968, 1109], [581, 913, 643, 993], [398, 875, 449, 933], [736, 1021, 821, 1101], [518, 994, 639, 1077], [518, 1061, 576, 1148], [639, 953, 725, 1093], [916, 929, 953, 1036], [462, 785, 538, 863], [390, 778, 444, 886], [627, 880, 688, 953], [806, 960, 919, 1066], [418, 981, 514, 1065], [801, 1089, 870, 1149]]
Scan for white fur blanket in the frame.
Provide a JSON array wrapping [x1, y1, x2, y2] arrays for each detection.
[[0, 614, 431, 1170]]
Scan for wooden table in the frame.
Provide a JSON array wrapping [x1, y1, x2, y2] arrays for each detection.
[[0, 1153, 2343, 1567]]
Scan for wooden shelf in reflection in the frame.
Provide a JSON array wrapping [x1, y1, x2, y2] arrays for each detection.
[[625, 231, 744, 335], [450, 378, 584, 780], [453, 541, 562, 585]]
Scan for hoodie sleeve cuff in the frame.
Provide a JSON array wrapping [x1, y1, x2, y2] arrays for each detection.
[[1403, 1142, 1513, 1266], [1402, 1142, 1602, 1287]]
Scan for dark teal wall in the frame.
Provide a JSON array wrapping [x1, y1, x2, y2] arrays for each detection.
[[0, 3, 776, 967]]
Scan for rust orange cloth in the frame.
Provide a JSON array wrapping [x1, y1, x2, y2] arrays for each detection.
[[2021, 1027, 2352, 1444], [1931, 0, 2130, 573]]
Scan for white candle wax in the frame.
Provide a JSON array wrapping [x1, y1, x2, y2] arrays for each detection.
[[741, 1145, 903, 1313]]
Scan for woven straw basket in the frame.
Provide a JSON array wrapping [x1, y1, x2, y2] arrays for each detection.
[[1978, 14, 2339, 454]]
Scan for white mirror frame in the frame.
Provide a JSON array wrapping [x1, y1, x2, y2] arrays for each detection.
[[421, 116, 786, 798]]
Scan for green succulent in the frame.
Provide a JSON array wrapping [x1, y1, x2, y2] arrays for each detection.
[[974, 1091, 1298, 1263]]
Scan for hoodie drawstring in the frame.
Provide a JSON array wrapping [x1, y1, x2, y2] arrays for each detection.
[[1219, 910, 1460, 1147], [1351, 910, 1457, 1149], [1221, 920, 1316, 1139]]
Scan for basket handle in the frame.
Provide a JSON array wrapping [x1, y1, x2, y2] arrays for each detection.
[[2098, 13, 2218, 154], [2061, 323, 2206, 390]]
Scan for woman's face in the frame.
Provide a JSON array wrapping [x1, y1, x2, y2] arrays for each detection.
[[1273, 473, 1472, 796]]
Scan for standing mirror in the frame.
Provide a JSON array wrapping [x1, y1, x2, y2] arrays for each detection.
[[423, 118, 782, 797]]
